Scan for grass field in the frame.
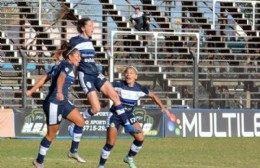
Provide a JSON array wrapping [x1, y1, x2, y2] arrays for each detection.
[[0, 137, 260, 168]]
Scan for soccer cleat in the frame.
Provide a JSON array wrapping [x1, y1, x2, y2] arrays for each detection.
[[68, 123, 75, 137], [124, 124, 141, 134], [32, 159, 44, 168], [97, 165, 105, 168], [123, 155, 137, 168], [68, 152, 86, 163]]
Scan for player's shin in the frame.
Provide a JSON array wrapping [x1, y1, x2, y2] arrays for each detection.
[[70, 125, 83, 153], [98, 143, 114, 166], [36, 137, 51, 164], [128, 140, 143, 157]]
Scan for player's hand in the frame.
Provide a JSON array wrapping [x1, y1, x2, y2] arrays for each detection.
[[124, 124, 141, 134], [26, 90, 32, 97], [56, 92, 64, 101]]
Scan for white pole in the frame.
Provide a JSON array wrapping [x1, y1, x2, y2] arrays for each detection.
[[196, 33, 200, 65], [252, 2, 256, 31], [154, 32, 158, 65], [39, 0, 42, 25], [108, 31, 116, 107], [213, 0, 216, 29], [110, 31, 115, 83]]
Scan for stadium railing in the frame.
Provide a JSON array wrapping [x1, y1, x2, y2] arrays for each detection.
[[1, 0, 260, 109]]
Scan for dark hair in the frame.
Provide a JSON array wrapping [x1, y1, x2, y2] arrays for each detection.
[[135, 7, 140, 10], [77, 17, 91, 33], [54, 41, 78, 59], [63, 46, 78, 59]]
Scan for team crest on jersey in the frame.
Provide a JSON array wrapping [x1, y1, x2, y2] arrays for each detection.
[[86, 82, 92, 89], [98, 74, 105, 80], [110, 122, 115, 128], [58, 114, 62, 122], [68, 71, 75, 77], [65, 67, 69, 72]]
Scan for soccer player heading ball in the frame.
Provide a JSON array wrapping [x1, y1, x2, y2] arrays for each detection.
[[69, 17, 140, 134]]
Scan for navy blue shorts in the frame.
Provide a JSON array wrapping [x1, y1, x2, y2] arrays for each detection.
[[43, 99, 75, 125], [106, 112, 137, 130], [78, 71, 107, 94]]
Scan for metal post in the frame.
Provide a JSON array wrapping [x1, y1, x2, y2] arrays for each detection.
[[39, 0, 42, 25], [193, 34, 200, 108], [213, 0, 216, 29], [196, 34, 200, 65], [252, 2, 256, 31], [193, 54, 198, 109], [154, 32, 158, 65], [108, 31, 115, 107], [20, 49, 27, 108], [110, 31, 115, 83]]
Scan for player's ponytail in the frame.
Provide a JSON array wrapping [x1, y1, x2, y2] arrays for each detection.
[[54, 41, 78, 60]]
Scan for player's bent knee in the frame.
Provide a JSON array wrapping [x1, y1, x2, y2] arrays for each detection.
[[76, 118, 85, 127]]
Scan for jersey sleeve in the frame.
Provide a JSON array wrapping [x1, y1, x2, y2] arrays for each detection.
[[112, 81, 121, 88], [69, 37, 77, 48], [46, 65, 57, 77], [61, 62, 74, 77], [137, 83, 149, 96]]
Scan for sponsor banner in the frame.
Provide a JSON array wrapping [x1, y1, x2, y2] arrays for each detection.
[[129, 108, 162, 137], [165, 109, 260, 137], [14, 108, 162, 138], [14, 108, 47, 137], [0, 109, 15, 137]]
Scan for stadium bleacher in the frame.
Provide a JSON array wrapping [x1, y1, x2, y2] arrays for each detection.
[[0, 0, 260, 109]]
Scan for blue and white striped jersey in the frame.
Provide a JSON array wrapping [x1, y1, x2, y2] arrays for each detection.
[[45, 60, 75, 101], [110, 81, 149, 113], [69, 35, 98, 75]]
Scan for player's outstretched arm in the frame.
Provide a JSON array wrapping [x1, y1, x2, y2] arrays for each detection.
[[148, 91, 171, 118], [26, 75, 50, 97]]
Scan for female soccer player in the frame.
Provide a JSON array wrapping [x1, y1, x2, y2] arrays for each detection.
[[97, 66, 171, 168], [26, 48, 64, 97], [69, 17, 139, 133], [29, 45, 86, 168]]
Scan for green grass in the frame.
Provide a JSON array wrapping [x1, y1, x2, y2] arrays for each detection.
[[0, 137, 260, 168]]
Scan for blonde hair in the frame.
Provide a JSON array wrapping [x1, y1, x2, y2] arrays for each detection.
[[124, 66, 138, 75]]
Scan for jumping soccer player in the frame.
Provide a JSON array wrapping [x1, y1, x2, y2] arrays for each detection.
[[69, 17, 140, 133], [97, 66, 171, 168]]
